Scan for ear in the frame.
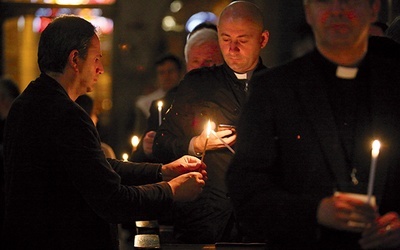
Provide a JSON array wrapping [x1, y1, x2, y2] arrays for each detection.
[[260, 30, 269, 49], [304, 4, 313, 27], [370, 0, 380, 23], [68, 50, 80, 72]]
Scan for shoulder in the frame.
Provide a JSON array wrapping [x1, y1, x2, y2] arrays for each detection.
[[368, 36, 400, 60], [251, 52, 314, 89]]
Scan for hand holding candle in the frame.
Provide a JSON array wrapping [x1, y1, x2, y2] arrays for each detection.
[[157, 101, 163, 126], [367, 140, 380, 204]]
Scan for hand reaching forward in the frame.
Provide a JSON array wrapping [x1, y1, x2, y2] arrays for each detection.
[[168, 172, 206, 202], [360, 212, 400, 249], [161, 155, 207, 181]]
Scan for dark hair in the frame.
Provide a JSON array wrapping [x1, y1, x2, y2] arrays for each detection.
[[75, 94, 94, 115], [0, 78, 20, 99], [154, 53, 183, 72], [38, 15, 97, 73]]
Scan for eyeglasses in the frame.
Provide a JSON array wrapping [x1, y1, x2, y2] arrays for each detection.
[[309, 0, 367, 7]]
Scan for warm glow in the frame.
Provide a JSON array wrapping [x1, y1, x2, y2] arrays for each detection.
[[157, 101, 163, 111], [122, 153, 129, 162], [131, 135, 139, 148], [206, 120, 211, 139], [372, 140, 381, 158]]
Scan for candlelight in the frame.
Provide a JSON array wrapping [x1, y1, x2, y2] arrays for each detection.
[[367, 139, 381, 204], [371, 140, 380, 158], [157, 101, 163, 126], [122, 153, 129, 162], [131, 135, 139, 152], [201, 120, 212, 163]]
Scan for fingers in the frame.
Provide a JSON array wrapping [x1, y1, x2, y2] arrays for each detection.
[[360, 212, 400, 249]]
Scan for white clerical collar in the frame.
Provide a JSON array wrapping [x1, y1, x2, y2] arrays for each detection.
[[234, 72, 247, 80], [336, 66, 358, 79]]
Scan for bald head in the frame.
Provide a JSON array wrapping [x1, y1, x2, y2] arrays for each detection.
[[218, 1, 264, 31]]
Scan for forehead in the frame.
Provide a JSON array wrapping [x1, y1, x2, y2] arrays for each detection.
[[218, 17, 261, 36], [88, 35, 101, 53]]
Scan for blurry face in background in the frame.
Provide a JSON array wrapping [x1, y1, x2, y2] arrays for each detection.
[[156, 60, 181, 92], [305, 0, 380, 49], [186, 40, 223, 72]]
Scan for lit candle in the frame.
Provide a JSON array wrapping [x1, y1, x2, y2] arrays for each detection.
[[157, 101, 163, 126], [200, 120, 212, 164], [131, 135, 139, 152], [122, 153, 129, 162], [367, 140, 380, 204]]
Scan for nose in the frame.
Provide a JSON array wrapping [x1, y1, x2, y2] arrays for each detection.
[[229, 41, 240, 52], [97, 62, 104, 75]]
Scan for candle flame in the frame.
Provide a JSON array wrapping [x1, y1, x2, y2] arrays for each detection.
[[131, 135, 139, 147], [122, 153, 129, 162], [206, 120, 211, 138], [157, 101, 163, 111], [372, 140, 380, 158]]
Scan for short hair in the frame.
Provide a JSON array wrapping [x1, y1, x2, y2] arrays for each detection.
[[154, 53, 183, 72], [75, 94, 94, 115], [38, 15, 97, 74], [184, 28, 218, 63], [0, 78, 20, 100]]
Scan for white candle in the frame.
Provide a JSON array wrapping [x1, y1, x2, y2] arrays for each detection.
[[131, 135, 139, 152], [157, 101, 163, 126], [367, 140, 380, 204], [200, 120, 212, 164]]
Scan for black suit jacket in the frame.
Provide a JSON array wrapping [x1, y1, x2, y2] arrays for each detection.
[[3, 74, 173, 250], [227, 37, 400, 249]]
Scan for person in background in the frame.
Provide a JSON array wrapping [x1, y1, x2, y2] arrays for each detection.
[[153, 1, 269, 243], [75, 94, 116, 159], [2, 15, 206, 250], [133, 54, 183, 136], [130, 23, 223, 163], [0, 78, 20, 242], [386, 15, 400, 43], [227, 0, 400, 249]]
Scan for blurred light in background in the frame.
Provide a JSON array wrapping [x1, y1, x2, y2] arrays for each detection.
[[185, 11, 217, 32]]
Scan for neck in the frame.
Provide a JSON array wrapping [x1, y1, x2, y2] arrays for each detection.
[[46, 71, 79, 101], [316, 41, 368, 67]]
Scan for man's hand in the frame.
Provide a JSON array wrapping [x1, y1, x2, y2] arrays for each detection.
[[161, 155, 207, 181], [142, 131, 156, 157], [317, 193, 377, 233], [360, 212, 400, 249], [193, 122, 236, 154], [168, 172, 206, 202]]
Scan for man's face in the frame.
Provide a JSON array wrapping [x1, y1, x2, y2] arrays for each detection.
[[156, 61, 181, 92], [186, 40, 223, 72], [78, 35, 104, 94], [305, 0, 379, 49], [218, 17, 268, 74]]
